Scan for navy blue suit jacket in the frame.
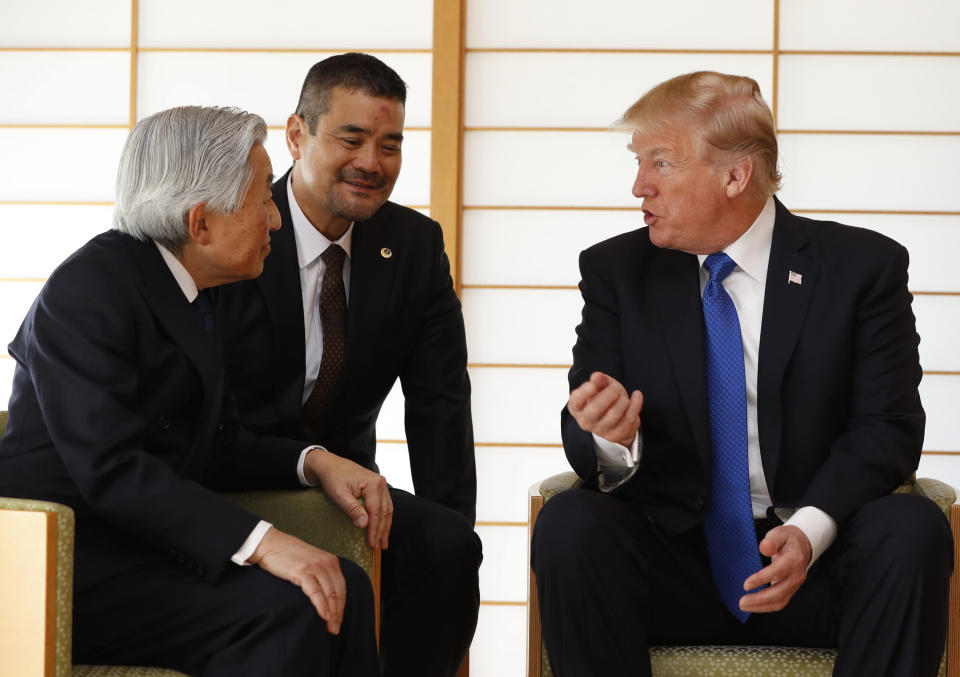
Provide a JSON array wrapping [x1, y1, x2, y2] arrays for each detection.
[[562, 199, 925, 534]]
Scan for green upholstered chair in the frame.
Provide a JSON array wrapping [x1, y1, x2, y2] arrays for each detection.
[[527, 471, 960, 677], [0, 411, 380, 677]]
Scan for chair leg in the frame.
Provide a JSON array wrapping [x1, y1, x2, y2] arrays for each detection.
[[528, 489, 545, 677], [948, 504, 960, 677]]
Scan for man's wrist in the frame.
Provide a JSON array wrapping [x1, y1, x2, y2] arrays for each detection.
[[298, 445, 329, 487]]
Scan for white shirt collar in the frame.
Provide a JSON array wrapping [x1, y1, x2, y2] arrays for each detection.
[[156, 242, 199, 302], [697, 196, 776, 282], [287, 173, 353, 269]]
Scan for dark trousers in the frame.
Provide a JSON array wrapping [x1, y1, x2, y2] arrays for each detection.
[[531, 488, 953, 677], [73, 551, 379, 677], [381, 488, 483, 677]]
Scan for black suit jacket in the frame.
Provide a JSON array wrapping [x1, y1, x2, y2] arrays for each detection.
[[216, 171, 476, 522], [0, 231, 306, 588], [562, 199, 925, 535]]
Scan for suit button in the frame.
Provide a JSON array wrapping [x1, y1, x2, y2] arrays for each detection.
[[157, 416, 171, 430], [216, 423, 224, 434], [693, 497, 705, 512]]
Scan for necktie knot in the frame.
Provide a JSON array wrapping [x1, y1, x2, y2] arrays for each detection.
[[704, 252, 737, 284], [192, 291, 214, 334], [322, 244, 346, 273]]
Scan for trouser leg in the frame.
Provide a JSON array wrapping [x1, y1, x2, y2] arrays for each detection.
[[531, 488, 743, 677], [74, 555, 380, 677], [379, 488, 482, 677]]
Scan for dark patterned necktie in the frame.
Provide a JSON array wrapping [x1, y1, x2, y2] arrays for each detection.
[[192, 290, 215, 335], [701, 252, 762, 623], [302, 244, 347, 423]]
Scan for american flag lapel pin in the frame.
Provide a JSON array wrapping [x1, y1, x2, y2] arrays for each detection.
[[788, 270, 802, 285]]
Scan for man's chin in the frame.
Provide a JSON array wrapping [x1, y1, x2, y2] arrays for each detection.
[[328, 194, 387, 223]]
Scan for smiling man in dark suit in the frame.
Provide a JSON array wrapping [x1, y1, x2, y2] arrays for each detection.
[[0, 106, 385, 676], [531, 71, 952, 677], [216, 53, 481, 677]]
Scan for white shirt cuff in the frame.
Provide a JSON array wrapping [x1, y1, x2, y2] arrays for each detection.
[[593, 432, 641, 492], [230, 520, 273, 566], [297, 445, 325, 487], [783, 506, 838, 569]]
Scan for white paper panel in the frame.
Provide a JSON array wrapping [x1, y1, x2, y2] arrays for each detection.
[[0, 53, 130, 125], [261, 129, 430, 208], [0, 206, 112, 277], [777, 135, 960, 212], [376, 381, 406, 441], [374, 441, 415, 494], [469, 367, 568, 444], [462, 209, 641, 286], [137, 52, 432, 128], [0, 129, 128, 202], [920, 375, 960, 451], [780, 0, 960, 52], [463, 288, 581, 365], [464, 131, 636, 207], [465, 53, 772, 128], [0, 358, 17, 411], [471, 605, 526, 677], [798, 213, 960, 293], [476, 446, 571, 523], [466, 0, 772, 50], [916, 454, 960, 495], [778, 56, 960, 132], [0, 1, 131, 47], [0, 282, 45, 357], [476, 525, 528, 602], [914, 296, 960, 372], [138, 0, 433, 49]]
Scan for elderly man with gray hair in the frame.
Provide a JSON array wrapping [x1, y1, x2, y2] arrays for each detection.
[[0, 106, 382, 677]]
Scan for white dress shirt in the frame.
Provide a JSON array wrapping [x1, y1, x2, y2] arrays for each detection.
[[592, 197, 837, 566]]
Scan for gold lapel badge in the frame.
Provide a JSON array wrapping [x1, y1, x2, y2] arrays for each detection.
[[381, 247, 393, 259]]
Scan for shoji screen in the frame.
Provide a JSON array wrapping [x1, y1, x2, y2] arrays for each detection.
[[459, 1, 960, 675]]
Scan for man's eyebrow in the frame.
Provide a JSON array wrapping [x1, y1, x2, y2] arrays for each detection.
[[385, 132, 404, 143], [336, 124, 370, 134], [626, 144, 673, 156]]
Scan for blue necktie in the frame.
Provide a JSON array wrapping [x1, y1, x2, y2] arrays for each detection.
[[701, 252, 762, 623]]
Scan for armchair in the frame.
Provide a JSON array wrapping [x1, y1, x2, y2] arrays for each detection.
[[0, 411, 380, 677], [527, 471, 960, 677]]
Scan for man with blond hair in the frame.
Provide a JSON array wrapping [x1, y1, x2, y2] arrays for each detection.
[[531, 71, 951, 676]]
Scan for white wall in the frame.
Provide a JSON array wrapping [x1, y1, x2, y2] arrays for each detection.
[[1, 2, 958, 676]]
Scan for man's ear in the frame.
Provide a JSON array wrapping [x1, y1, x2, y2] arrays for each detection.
[[187, 202, 211, 245], [724, 156, 755, 199], [286, 114, 306, 160]]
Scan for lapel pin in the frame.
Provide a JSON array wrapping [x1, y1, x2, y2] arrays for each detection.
[[380, 247, 392, 259], [788, 270, 802, 285]]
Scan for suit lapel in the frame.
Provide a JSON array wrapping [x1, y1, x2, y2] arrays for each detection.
[[259, 172, 309, 418], [757, 200, 819, 490], [651, 249, 713, 472], [123, 235, 223, 480]]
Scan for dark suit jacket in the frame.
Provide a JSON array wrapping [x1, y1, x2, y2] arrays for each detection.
[[216, 171, 476, 522], [0, 231, 306, 588], [562, 199, 925, 535]]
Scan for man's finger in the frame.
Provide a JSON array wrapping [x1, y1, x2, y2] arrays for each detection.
[[567, 382, 600, 414]]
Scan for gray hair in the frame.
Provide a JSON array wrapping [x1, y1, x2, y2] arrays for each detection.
[[113, 106, 267, 252]]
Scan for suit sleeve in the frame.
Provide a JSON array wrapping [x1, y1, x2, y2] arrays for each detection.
[[798, 242, 925, 524], [22, 266, 280, 582], [561, 247, 631, 487], [398, 223, 477, 524]]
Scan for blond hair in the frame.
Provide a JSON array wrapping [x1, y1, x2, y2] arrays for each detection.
[[618, 71, 781, 198]]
